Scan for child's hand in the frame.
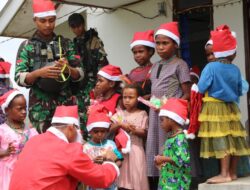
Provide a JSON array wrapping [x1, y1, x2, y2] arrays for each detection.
[[128, 125, 136, 134], [154, 108, 160, 112], [120, 123, 131, 133], [94, 156, 104, 164], [154, 155, 166, 165], [105, 149, 118, 162], [6, 143, 16, 156], [142, 94, 151, 100]]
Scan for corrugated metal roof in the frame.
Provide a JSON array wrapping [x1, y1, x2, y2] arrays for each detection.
[[0, 0, 144, 38]]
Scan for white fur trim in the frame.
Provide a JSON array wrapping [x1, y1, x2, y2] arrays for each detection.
[[159, 110, 185, 125], [205, 39, 213, 48], [214, 48, 237, 58], [34, 10, 56, 18], [1, 91, 23, 114], [191, 83, 199, 92], [75, 129, 84, 144], [183, 130, 195, 139], [155, 29, 180, 46], [121, 130, 131, 154], [0, 74, 9, 78], [130, 40, 155, 49], [51, 116, 79, 127], [103, 161, 120, 177], [190, 72, 199, 80], [231, 31, 236, 38], [185, 119, 190, 125], [47, 127, 69, 143], [98, 70, 121, 81], [87, 122, 110, 132]]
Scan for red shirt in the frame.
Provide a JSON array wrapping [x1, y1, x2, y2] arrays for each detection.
[[100, 93, 120, 115], [9, 132, 118, 190]]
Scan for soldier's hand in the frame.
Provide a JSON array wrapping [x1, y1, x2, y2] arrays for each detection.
[[39, 65, 61, 79], [55, 58, 68, 66], [55, 58, 68, 69], [55, 58, 70, 74]]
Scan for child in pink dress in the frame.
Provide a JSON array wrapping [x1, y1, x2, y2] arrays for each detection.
[[0, 90, 38, 190], [111, 84, 149, 190]]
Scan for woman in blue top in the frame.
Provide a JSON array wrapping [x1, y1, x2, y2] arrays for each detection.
[[197, 28, 250, 184]]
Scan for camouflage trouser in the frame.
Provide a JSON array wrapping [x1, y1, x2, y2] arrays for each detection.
[[29, 96, 74, 134], [76, 80, 95, 141], [28, 102, 55, 134]]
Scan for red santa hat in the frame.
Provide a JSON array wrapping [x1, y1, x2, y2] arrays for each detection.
[[190, 66, 200, 80], [51, 105, 79, 127], [154, 22, 180, 46], [0, 61, 11, 78], [115, 129, 131, 154], [215, 24, 237, 38], [0, 90, 23, 114], [211, 29, 237, 58], [159, 98, 189, 126], [184, 84, 203, 139], [87, 104, 111, 132], [97, 65, 122, 81], [130, 30, 156, 49], [205, 24, 237, 48], [33, 0, 56, 18]]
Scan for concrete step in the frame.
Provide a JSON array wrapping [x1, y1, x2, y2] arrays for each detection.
[[198, 176, 250, 190]]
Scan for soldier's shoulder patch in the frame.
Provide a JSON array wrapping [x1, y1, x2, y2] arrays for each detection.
[[16, 59, 23, 64], [74, 55, 80, 60]]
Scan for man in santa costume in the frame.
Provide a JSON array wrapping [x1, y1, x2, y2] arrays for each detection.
[[9, 105, 119, 190]]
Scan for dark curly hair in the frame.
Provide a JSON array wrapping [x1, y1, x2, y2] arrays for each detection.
[[68, 13, 85, 28]]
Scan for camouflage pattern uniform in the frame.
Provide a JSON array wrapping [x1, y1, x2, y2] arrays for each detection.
[[72, 28, 108, 140], [15, 32, 83, 133]]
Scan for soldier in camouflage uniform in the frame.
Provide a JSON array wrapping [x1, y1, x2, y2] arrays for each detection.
[[68, 13, 108, 140], [15, 1, 84, 133]]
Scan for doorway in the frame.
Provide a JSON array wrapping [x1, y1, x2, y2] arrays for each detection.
[[243, 0, 250, 140], [173, 0, 213, 70]]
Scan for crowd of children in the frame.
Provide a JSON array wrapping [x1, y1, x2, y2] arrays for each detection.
[[1, 2, 250, 189]]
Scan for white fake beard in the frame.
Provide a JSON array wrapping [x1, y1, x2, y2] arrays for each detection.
[[74, 129, 84, 144]]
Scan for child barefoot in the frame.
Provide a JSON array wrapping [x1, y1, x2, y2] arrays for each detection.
[[83, 104, 123, 190], [128, 30, 155, 98], [0, 90, 38, 190], [155, 98, 191, 190], [111, 84, 149, 190], [146, 22, 191, 188], [197, 27, 250, 184]]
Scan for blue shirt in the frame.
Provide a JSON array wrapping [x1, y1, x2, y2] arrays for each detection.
[[198, 61, 242, 102]]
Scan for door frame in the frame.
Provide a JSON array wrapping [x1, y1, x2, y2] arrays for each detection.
[[243, 0, 250, 140]]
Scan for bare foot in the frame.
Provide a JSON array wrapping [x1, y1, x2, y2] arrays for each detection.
[[206, 175, 232, 184], [230, 174, 237, 181]]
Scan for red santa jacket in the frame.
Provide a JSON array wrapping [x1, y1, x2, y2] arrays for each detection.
[[100, 93, 120, 115], [9, 130, 118, 190]]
